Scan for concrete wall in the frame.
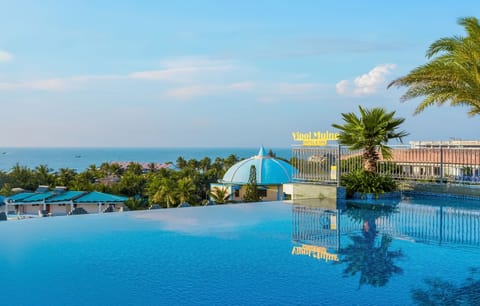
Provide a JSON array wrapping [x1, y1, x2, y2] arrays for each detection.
[[50, 204, 72, 216], [77, 204, 102, 214], [235, 185, 283, 202], [16, 204, 41, 215], [212, 183, 285, 202], [6, 203, 124, 216], [402, 181, 480, 198], [292, 183, 346, 201]]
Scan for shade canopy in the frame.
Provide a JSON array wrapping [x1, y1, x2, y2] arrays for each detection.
[[73, 191, 128, 203], [6, 190, 128, 205]]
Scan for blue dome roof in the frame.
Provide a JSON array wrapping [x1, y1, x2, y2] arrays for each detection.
[[222, 147, 294, 185]]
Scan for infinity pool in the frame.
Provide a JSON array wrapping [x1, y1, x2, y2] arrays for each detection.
[[1, 199, 480, 305]]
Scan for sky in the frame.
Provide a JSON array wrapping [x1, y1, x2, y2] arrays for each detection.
[[0, 0, 479, 147]]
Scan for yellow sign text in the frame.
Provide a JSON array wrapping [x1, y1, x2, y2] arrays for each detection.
[[292, 131, 339, 146], [291, 244, 339, 262]]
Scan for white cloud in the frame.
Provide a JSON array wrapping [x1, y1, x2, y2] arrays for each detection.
[[227, 81, 255, 91], [0, 74, 125, 91], [0, 50, 13, 62], [165, 81, 255, 100], [0, 56, 238, 92], [27, 79, 67, 91], [335, 80, 350, 95], [165, 85, 217, 100], [336, 64, 396, 96], [129, 57, 235, 83], [0, 78, 68, 91]]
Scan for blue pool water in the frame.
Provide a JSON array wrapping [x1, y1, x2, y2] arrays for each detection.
[[1, 199, 480, 305]]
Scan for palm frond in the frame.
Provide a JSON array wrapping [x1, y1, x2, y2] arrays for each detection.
[[388, 16, 480, 117]]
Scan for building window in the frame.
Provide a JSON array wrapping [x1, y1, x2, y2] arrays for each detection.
[[234, 189, 240, 197], [258, 189, 267, 198]]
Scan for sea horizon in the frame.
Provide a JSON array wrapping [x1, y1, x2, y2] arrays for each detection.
[[0, 147, 293, 172]]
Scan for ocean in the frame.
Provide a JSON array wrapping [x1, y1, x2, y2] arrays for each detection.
[[0, 147, 292, 172]]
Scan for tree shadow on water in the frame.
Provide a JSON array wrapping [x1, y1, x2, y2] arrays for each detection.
[[412, 267, 480, 306]]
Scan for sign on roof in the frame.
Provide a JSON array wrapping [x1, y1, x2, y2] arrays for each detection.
[[292, 131, 339, 146]]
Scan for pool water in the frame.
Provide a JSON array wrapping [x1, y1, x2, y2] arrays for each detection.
[[1, 199, 480, 305]]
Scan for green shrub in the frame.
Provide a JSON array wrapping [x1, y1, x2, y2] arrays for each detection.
[[341, 170, 396, 198]]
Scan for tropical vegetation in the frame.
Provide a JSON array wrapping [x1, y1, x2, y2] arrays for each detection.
[[0, 153, 247, 209], [388, 16, 480, 117], [332, 106, 408, 197], [341, 170, 397, 198], [243, 165, 260, 202], [332, 106, 409, 174], [209, 186, 230, 204]]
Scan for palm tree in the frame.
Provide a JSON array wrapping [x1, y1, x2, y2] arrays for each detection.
[[332, 106, 408, 173], [388, 17, 480, 116], [56, 168, 77, 187], [209, 186, 230, 204], [176, 177, 195, 204], [224, 154, 240, 169], [176, 156, 187, 169], [199, 157, 211, 173], [35, 164, 54, 186], [9, 163, 37, 190], [152, 178, 177, 208]]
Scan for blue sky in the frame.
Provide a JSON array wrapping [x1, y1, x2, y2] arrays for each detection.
[[0, 0, 479, 147]]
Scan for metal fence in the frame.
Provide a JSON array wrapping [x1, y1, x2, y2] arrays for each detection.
[[292, 145, 480, 185]]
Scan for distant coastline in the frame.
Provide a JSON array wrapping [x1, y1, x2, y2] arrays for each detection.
[[0, 147, 292, 172]]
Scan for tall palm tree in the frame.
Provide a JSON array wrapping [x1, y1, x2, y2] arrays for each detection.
[[199, 157, 211, 173], [332, 106, 408, 173], [152, 178, 177, 208], [176, 156, 187, 169], [176, 177, 195, 204], [35, 164, 53, 186], [388, 17, 480, 116], [224, 154, 240, 169], [10, 163, 36, 190], [56, 168, 77, 187]]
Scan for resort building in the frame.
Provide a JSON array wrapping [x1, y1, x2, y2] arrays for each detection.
[[293, 139, 480, 184], [4, 186, 128, 217], [211, 147, 295, 202], [111, 161, 177, 172], [409, 140, 480, 149]]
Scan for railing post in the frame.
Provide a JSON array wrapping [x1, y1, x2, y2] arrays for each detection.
[[440, 145, 444, 182], [337, 145, 341, 187]]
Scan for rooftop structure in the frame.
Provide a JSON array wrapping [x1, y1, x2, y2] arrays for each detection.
[[4, 188, 128, 217], [409, 140, 480, 148], [111, 161, 176, 172], [212, 147, 295, 202], [221, 147, 294, 185]]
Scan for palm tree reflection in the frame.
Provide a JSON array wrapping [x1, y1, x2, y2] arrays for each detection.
[[337, 203, 403, 288], [412, 267, 480, 305]]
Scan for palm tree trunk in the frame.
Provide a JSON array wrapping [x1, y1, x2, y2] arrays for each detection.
[[363, 146, 379, 173]]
